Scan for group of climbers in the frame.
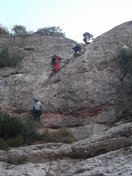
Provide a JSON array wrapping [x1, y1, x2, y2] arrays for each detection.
[[32, 32, 94, 122], [49, 32, 94, 77], [73, 32, 94, 56]]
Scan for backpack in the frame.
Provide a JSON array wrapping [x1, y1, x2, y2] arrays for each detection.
[[51, 55, 57, 65], [33, 101, 40, 112], [89, 34, 93, 39]]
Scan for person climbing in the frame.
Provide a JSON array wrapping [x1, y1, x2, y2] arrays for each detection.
[[73, 43, 81, 57], [49, 55, 63, 79], [32, 96, 42, 122], [83, 32, 94, 45], [73, 43, 85, 57]]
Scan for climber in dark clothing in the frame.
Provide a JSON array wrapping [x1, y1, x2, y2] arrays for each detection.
[[73, 43, 85, 57], [73, 43, 82, 56]]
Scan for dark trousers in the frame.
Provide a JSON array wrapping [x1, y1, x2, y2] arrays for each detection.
[[32, 111, 41, 122]]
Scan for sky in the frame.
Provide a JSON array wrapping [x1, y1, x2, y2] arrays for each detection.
[[0, 0, 132, 42]]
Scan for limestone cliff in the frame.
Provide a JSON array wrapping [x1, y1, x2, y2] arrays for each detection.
[[0, 21, 132, 176], [0, 21, 132, 128]]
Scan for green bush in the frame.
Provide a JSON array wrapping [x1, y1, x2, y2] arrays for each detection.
[[6, 155, 27, 165], [0, 47, 22, 67], [0, 138, 8, 150], [0, 112, 39, 150], [117, 49, 132, 81], [41, 128, 75, 143], [116, 49, 132, 118], [0, 25, 9, 34], [6, 136, 24, 147], [0, 115, 23, 139], [11, 25, 28, 36], [36, 26, 65, 36], [0, 111, 75, 150], [57, 128, 75, 143]]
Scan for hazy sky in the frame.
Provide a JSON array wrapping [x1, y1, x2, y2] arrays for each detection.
[[0, 0, 132, 42]]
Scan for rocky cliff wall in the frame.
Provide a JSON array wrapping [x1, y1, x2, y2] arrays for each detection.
[[0, 21, 132, 176], [0, 21, 132, 127]]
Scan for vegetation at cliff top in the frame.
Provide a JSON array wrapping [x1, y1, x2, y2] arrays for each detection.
[[0, 24, 65, 36]]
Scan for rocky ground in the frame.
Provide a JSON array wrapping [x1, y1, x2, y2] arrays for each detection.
[[0, 120, 132, 175]]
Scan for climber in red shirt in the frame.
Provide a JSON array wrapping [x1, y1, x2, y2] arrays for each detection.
[[49, 55, 63, 79], [51, 55, 63, 72]]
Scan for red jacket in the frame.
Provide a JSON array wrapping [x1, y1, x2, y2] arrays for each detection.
[[53, 56, 63, 72]]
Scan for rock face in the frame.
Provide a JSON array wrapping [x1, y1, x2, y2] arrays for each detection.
[[0, 21, 132, 175], [0, 21, 132, 128]]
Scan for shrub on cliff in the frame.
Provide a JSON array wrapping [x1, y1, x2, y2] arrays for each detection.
[[0, 112, 39, 150], [41, 128, 76, 143], [11, 25, 28, 36], [36, 26, 65, 36], [117, 49, 132, 81], [0, 47, 23, 67], [116, 48, 132, 118], [0, 25, 9, 35]]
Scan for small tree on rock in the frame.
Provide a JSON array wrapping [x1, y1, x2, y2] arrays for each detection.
[[0, 25, 9, 34], [12, 25, 28, 36], [36, 26, 65, 36], [116, 47, 132, 118]]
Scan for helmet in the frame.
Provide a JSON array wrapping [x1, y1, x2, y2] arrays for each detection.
[[75, 43, 80, 48], [34, 96, 39, 101]]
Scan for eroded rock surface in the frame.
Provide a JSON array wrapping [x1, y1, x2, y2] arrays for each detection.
[[0, 21, 132, 176], [0, 21, 132, 128]]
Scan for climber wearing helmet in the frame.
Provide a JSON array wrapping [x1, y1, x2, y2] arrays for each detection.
[[73, 43, 81, 57], [73, 43, 85, 57]]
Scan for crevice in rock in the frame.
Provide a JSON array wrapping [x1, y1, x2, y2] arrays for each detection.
[[2, 71, 23, 78]]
